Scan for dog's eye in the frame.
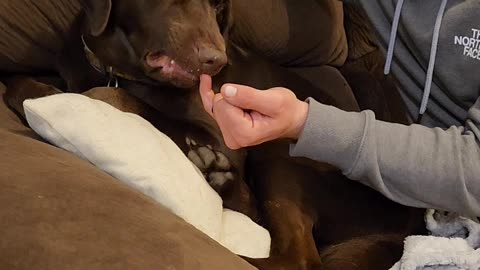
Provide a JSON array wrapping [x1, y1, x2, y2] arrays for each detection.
[[210, 0, 224, 13]]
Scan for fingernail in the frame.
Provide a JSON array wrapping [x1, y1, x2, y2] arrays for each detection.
[[224, 85, 237, 97]]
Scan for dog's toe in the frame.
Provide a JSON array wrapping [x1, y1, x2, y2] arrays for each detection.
[[214, 152, 231, 170], [198, 146, 216, 168], [208, 171, 234, 188], [185, 136, 232, 172]]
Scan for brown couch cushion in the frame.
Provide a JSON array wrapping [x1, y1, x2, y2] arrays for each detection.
[[230, 0, 348, 67], [0, 0, 81, 72], [0, 83, 255, 270]]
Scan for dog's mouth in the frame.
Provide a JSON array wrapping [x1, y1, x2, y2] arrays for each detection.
[[145, 51, 200, 88], [145, 50, 227, 88]]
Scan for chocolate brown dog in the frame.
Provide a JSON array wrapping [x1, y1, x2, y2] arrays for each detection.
[[4, 0, 425, 269]]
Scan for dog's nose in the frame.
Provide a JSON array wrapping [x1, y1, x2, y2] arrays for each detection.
[[198, 47, 228, 75]]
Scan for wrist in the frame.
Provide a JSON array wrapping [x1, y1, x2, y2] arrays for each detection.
[[285, 100, 309, 139]]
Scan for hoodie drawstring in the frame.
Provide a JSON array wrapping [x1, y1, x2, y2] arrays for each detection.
[[384, 0, 405, 76], [419, 0, 448, 121], [384, 0, 449, 123]]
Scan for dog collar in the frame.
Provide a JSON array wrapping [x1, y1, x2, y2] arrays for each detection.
[[81, 35, 138, 87]]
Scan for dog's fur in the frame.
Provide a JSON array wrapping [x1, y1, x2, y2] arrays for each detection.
[[4, 0, 425, 269]]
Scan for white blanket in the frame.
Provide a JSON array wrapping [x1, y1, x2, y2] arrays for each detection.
[[390, 210, 480, 270], [23, 93, 271, 259]]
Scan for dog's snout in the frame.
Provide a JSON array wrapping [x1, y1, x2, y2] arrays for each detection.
[[198, 47, 227, 75]]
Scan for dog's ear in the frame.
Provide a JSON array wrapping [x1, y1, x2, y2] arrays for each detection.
[[81, 0, 112, 36]]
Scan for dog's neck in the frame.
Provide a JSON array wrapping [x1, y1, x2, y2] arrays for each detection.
[[81, 35, 139, 86], [80, 34, 220, 137]]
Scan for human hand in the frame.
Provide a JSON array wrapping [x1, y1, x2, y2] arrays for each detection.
[[199, 75, 309, 150]]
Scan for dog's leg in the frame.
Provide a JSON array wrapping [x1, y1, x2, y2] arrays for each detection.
[[5, 78, 147, 121], [244, 155, 322, 270], [318, 234, 405, 270], [5, 77, 63, 119], [82, 87, 153, 115], [244, 200, 321, 270]]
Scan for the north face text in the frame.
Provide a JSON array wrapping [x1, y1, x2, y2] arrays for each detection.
[[454, 28, 480, 60]]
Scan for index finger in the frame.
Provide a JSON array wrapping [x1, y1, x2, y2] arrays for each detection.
[[199, 74, 215, 117]]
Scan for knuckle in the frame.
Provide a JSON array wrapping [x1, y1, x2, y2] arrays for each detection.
[[225, 140, 239, 150], [277, 89, 297, 110], [236, 134, 254, 147]]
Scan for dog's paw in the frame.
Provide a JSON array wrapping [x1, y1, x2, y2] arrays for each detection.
[[185, 136, 234, 190]]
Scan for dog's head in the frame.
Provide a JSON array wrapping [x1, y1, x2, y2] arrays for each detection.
[[81, 0, 232, 88]]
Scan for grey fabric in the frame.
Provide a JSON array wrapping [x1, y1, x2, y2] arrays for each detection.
[[291, 0, 480, 218], [389, 210, 480, 270], [422, 267, 464, 270], [290, 96, 480, 219], [346, 0, 480, 128], [384, 0, 450, 119]]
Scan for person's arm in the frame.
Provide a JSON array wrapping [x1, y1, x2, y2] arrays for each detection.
[[290, 97, 480, 218], [198, 75, 480, 218]]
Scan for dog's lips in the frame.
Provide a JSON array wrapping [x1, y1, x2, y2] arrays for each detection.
[[145, 52, 198, 82]]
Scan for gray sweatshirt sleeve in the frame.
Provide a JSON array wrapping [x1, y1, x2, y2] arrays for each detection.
[[290, 97, 480, 218]]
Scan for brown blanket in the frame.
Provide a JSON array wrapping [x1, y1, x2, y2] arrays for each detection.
[[0, 82, 254, 269]]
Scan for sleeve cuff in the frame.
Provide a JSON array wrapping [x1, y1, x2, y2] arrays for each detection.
[[289, 98, 370, 173]]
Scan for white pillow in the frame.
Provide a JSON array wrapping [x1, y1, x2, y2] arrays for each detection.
[[23, 93, 270, 259]]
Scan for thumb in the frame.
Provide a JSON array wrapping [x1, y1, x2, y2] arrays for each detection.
[[220, 84, 281, 116]]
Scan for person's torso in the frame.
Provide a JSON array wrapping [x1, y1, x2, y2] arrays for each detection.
[[356, 0, 480, 128]]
